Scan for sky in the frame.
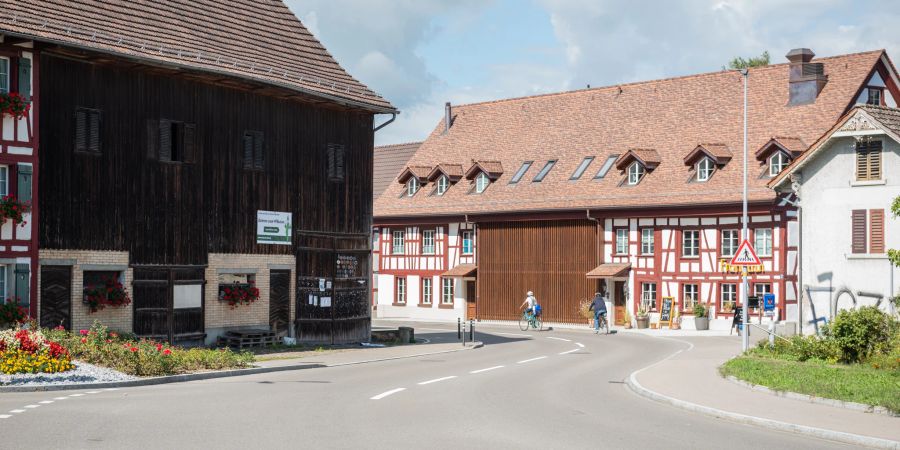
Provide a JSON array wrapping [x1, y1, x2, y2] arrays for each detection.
[[284, 0, 900, 146]]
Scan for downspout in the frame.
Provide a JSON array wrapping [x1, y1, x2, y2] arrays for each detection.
[[788, 174, 802, 335], [373, 113, 397, 132]]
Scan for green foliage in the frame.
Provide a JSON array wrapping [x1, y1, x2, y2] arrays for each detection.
[[828, 306, 896, 363], [693, 303, 707, 318], [725, 51, 771, 70]]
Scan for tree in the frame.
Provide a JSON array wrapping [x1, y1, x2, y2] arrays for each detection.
[[724, 51, 771, 70], [890, 195, 900, 310]]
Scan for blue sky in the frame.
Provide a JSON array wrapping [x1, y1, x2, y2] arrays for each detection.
[[285, 0, 900, 145]]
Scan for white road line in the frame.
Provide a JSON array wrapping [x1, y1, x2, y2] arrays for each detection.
[[24, 405, 39, 409], [559, 349, 580, 355], [469, 365, 504, 374], [547, 337, 571, 342], [104, 388, 119, 391], [38, 401, 53, 404], [86, 391, 100, 394], [9, 410, 25, 414], [575, 342, 585, 348], [53, 397, 68, 400], [69, 393, 84, 397], [496, 332, 530, 338], [0, 414, 11, 419], [370, 388, 406, 400], [517, 356, 547, 364], [418, 376, 457, 385]]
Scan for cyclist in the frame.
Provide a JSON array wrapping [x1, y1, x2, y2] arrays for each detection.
[[520, 291, 537, 318], [589, 291, 608, 333]]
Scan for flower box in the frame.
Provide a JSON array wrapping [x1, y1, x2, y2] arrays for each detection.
[[0, 194, 30, 227], [83, 275, 131, 313], [0, 92, 30, 120]]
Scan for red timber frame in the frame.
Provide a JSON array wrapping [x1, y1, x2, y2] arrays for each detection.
[[0, 42, 39, 316]]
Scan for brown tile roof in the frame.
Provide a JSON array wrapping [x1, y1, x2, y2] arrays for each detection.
[[615, 149, 662, 170], [442, 264, 477, 277], [397, 165, 432, 184], [755, 136, 806, 160], [375, 50, 888, 218], [0, 0, 394, 112], [374, 142, 420, 198], [684, 143, 733, 166], [586, 263, 631, 278], [464, 161, 504, 180], [427, 164, 464, 182]]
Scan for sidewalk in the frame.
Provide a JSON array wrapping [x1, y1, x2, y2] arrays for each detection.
[[631, 335, 900, 446], [254, 341, 481, 368]]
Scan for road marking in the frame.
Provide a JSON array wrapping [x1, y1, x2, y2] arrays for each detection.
[[418, 376, 457, 385], [104, 388, 119, 391], [0, 415, 10, 419], [38, 401, 53, 404], [24, 405, 39, 409], [575, 342, 585, 348], [547, 337, 571, 342], [517, 356, 547, 364], [370, 388, 406, 400], [416, 327, 454, 332], [469, 365, 504, 374], [53, 397, 68, 400], [69, 394, 84, 397], [496, 332, 530, 338], [86, 391, 100, 394], [9, 410, 25, 414], [559, 349, 580, 355]]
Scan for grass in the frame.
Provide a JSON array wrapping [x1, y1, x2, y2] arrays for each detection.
[[720, 356, 900, 413]]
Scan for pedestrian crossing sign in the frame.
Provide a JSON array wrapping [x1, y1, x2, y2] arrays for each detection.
[[729, 240, 762, 266]]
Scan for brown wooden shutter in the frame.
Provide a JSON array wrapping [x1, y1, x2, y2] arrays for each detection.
[[870, 209, 885, 254], [183, 123, 197, 163], [869, 140, 882, 180], [327, 143, 345, 182], [146, 119, 159, 159], [87, 110, 101, 153], [851, 209, 867, 254], [242, 133, 254, 169], [158, 119, 172, 162], [74, 109, 87, 152], [253, 132, 264, 169]]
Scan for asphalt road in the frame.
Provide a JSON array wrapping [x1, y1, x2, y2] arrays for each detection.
[[0, 322, 851, 449]]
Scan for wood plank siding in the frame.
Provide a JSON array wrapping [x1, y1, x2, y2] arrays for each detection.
[[477, 219, 598, 323], [38, 52, 374, 265]]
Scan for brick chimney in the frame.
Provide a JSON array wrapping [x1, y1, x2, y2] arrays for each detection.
[[786, 48, 827, 106]]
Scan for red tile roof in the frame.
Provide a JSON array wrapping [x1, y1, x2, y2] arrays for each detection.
[[427, 164, 464, 182], [397, 165, 432, 184], [376, 50, 888, 218], [464, 161, 504, 180], [586, 263, 631, 278], [684, 143, 733, 166], [615, 148, 662, 170], [0, 0, 394, 112], [755, 136, 806, 160], [442, 264, 477, 277]]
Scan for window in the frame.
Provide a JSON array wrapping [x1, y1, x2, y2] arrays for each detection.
[[696, 157, 714, 182], [533, 160, 556, 182], [475, 172, 490, 193], [0, 57, 8, 94], [407, 178, 419, 197], [853, 209, 886, 254], [754, 228, 772, 257], [856, 140, 882, 181], [442, 278, 454, 304], [153, 119, 196, 163], [216, 273, 255, 302], [422, 278, 433, 305], [570, 157, 594, 180], [422, 230, 435, 254], [462, 230, 474, 255], [682, 230, 699, 257], [641, 228, 654, 255], [436, 175, 449, 195], [683, 284, 698, 311], [641, 282, 657, 311], [0, 166, 7, 197], [392, 230, 405, 254], [509, 161, 533, 184], [242, 131, 265, 170], [627, 162, 645, 185], [721, 230, 739, 257], [753, 283, 771, 306], [327, 143, 345, 182], [395, 278, 406, 304], [75, 108, 102, 154], [721, 284, 737, 313], [615, 229, 628, 255], [594, 155, 618, 180], [769, 151, 789, 177], [867, 87, 883, 106], [0, 265, 6, 300]]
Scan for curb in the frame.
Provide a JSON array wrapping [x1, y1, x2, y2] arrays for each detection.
[[723, 374, 898, 418], [625, 338, 900, 450], [0, 341, 484, 393]]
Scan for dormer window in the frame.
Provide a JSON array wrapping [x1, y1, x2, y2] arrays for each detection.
[[407, 178, 420, 197], [436, 175, 449, 195], [769, 151, 790, 176], [696, 157, 714, 182], [866, 87, 883, 106], [475, 172, 490, 193], [627, 162, 645, 185]]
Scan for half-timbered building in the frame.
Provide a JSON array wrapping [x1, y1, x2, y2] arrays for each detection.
[[0, 0, 395, 344], [374, 48, 899, 330]]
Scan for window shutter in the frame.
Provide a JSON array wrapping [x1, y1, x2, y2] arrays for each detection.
[[182, 123, 197, 163], [88, 110, 101, 153], [158, 119, 172, 162], [16, 164, 31, 203], [253, 132, 264, 169], [869, 141, 882, 180], [14, 264, 29, 306], [75, 109, 87, 152], [327, 143, 345, 182], [851, 209, 867, 254], [870, 209, 885, 254], [242, 133, 254, 169], [146, 119, 159, 159], [16, 57, 31, 102]]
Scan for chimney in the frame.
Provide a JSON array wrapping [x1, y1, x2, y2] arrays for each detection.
[[444, 102, 452, 134], [786, 48, 827, 106]]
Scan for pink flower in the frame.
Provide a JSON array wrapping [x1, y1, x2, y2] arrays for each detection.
[[79, 329, 89, 336]]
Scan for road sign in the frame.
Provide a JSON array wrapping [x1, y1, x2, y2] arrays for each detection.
[[763, 293, 775, 317], [729, 239, 762, 266]]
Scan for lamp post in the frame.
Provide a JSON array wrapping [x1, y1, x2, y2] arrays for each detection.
[[741, 68, 750, 352]]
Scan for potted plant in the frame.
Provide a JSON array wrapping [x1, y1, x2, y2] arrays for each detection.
[[84, 276, 132, 313], [622, 309, 633, 329], [670, 308, 682, 330], [636, 306, 650, 329], [220, 281, 260, 309], [578, 298, 594, 327], [0, 92, 30, 120], [693, 303, 709, 330]]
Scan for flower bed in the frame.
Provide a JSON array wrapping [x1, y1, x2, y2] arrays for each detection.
[[0, 327, 75, 374]]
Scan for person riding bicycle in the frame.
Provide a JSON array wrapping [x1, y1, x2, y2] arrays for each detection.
[[589, 291, 608, 333], [520, 291, 538, 317]]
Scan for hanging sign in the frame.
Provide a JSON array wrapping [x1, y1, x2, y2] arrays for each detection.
[[256, 210, 292, 245], [729, 240, 762, 266]]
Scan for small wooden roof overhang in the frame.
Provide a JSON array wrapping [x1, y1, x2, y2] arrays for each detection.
[[585, 263, 631, 278], [397, 165, 432, 184], [427, 164, 464, 182], [442, 264, 477, 277], [614, 148, 661, 171], [464, 161, 504, 180], [684, 143, 732, 166], [755, 136, 806, 161]]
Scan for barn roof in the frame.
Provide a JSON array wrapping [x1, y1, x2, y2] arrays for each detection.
[[374, 142, 420, 197]]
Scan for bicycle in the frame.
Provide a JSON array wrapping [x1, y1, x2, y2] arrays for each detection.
[[519, 310, 543, 331], [594, 313, 609, 335]]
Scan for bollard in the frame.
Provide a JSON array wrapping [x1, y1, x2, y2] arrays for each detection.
[[469, 319, 474, 342], [458, 318, 461, 340], [768, 321, 775, 346]]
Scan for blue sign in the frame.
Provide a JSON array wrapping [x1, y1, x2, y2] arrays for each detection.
[[763, 293, 775, 311]]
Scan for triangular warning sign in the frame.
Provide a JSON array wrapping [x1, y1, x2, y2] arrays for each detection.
[[729, 240, 762, 266]]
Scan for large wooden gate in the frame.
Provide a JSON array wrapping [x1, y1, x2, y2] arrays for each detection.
[[269, 270, 291, 335], [132, 266, 206, 344], [40, 266, 72, 330], [295, 231, 370, 344]]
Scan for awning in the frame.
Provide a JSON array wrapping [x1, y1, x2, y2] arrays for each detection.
[[585, 263, 631, 278], [442, 264, 477, 277]]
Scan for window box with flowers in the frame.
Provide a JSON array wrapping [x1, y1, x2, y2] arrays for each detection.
[[0, 92, 30, 120], [0, 194, 30, 227], [83, 272, 131, 314], [218, 273, 260, 309]]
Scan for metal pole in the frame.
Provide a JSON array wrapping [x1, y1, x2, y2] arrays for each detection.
[[741, 68, 750, 352], [457, 317, 461, 340], [470, 319, 474, 342]]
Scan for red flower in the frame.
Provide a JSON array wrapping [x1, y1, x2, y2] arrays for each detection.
[[163, 349, 172, 355], [81, 337, 87, 343], [79, 329, 89, 336], [130, 347, 138, 352]]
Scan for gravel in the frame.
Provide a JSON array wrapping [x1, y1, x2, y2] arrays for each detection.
[[0, 361, 137, 386]]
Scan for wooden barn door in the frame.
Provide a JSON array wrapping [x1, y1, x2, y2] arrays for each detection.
[[40, 266, 72, 330], [614, 281, 627, 325], [269, 270, 291, 335], [133, 266, 205, 343]]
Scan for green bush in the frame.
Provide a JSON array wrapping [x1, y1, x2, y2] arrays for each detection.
[[751, 335, 840, 364], [827, 306, 895, 363]]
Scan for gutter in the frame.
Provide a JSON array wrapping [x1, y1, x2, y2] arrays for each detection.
[[374, 113, 397, 132]]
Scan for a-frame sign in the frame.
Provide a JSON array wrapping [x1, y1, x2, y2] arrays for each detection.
[[729, 240, 762, 266]]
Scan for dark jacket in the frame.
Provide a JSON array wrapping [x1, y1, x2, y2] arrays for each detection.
[[589, 294, 607, 314]]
